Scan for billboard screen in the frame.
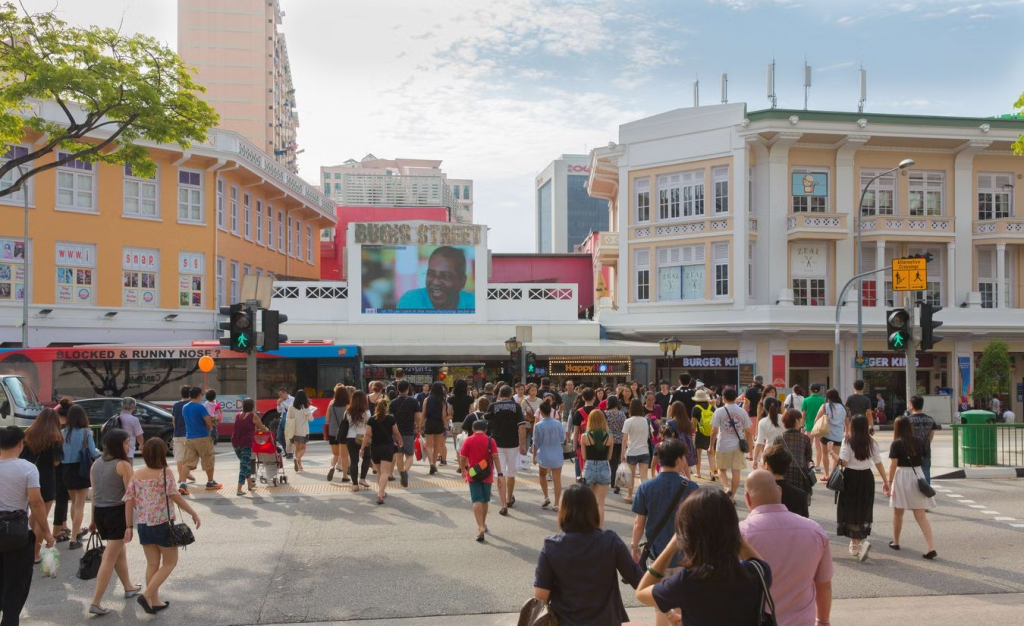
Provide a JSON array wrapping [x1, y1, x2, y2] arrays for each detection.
[[361, 244, 476, 314]]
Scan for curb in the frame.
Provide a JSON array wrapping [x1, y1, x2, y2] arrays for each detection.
[[934, 467, 1024, 480]]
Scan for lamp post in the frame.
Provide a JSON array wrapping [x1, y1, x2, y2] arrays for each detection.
[[16, 164, 29, 347], [504, 336, 522, 385], [855, 158, 914, 362], [658, 336, 682, 386]]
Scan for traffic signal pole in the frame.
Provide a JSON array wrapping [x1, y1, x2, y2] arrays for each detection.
[[246, 299, 259, 402], [905, 294, 916, 411], [834, 265, 893, 393]]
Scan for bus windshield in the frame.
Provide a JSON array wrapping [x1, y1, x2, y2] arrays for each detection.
[[5, 376, 41, 409]]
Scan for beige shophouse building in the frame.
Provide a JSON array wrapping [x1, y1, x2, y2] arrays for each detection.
[[585, 104, 1024, 420]]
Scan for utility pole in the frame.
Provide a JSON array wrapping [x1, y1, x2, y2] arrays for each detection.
[[904, 294, 916, 412], [246, 299, 259, 401]]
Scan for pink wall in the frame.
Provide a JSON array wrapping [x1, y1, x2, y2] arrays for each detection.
[[320, 206, 450, 280], [492, 254, 594, 312]]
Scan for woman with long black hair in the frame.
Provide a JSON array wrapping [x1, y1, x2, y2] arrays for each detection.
[[828, 414, 889, 562], [22, 407, 63, 562], [346, 390, 372, 490], [888, 416, 937, 559], [325, 385, 351, 483], [285, 390, 314, 472], [62, 403, 100, 550], [422, 381, 450, 473], [52, 397, 73, 542], [752, 397, 786, 469], [636, 489, 769, 626], [362, 399, 403, 505]]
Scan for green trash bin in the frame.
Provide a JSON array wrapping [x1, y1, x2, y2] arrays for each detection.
[[960, 410, 998, 466]]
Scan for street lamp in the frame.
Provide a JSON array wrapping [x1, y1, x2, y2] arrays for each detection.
[[855, 158, 914, 361], [15, 164, 30, 348], [658, 336, 682, 385]]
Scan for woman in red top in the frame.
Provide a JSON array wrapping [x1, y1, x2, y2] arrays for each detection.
[[231, 398, 265, 496]]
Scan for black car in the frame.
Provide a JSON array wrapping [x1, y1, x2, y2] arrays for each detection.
[[74, 398, 176, 455]]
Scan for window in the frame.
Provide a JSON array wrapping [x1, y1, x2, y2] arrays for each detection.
[[978, 247, 1012, 308], [657, 245, 705, 301], [306, 225, 314, 263], [860, 244, 880, 307], [747, 241, 754, 299], [657, 170, 704, 220], [243, 263, 252, 276], [790, 243, 827, 306], [978, 173, 1013, 220], [454, 185, 460, 199], [177, 169, 202, 222], [792, 279, 825, 306], [0, 237, 26, 301], [229, 185, 239, 234], [713, 242, 729, 297], [747, 165, 754, 214], [713, 167, 729, 215], [216, 179, 226, 229], [256, 200, 264, 244], [635, 178, 650, 222], [0, 146, 31, 205], [122, 164, 158, 218], [657, 175, 679, 220], [122, 247, 159, 307], [216, 257, 225, 307], [635, 249, 650, 301], [334, 172, 340, 179], [287, 215, 294, 256], [860, 169, 896, 216], [909, 171, 944, 216], [57, 152, 95, 210], [267, 206, 275, 249], [294, 219, 302, 259], [229, 261, 239, 303], [243, 193, 252, 240], [791, 169, 828, 213], [55, 242, 96, 304], [277, 212, 285, 252], [463, 185, 470, 200], [179, 252, 204, 308]]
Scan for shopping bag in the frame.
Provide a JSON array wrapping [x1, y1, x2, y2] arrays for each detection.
[[615, 463, 632, 488], [414, 436, 423, 461], [77, 534, 104, 580], [518, 453, 531, 471], [40, 546, 59, 578]]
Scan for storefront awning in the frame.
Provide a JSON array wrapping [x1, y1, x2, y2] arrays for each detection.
[[359, 339, 697, 359]]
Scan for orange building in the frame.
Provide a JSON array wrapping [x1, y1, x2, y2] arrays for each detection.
[[0, 99, 335, 346]]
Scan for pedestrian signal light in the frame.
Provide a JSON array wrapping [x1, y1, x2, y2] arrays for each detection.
[[260, 309, 288, 351], [919, 301, 944, 352], [886, 308, 910, 353], [526, 351, 537, 375]]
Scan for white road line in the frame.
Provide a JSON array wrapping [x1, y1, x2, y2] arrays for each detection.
[[981, 510, 1001, 515], [1010, 524, 1024, 528], [995, 517, 1017, 521], [959, 500, 976, 503], [946, 494, 963, 498], [968, 504, 986, 508]]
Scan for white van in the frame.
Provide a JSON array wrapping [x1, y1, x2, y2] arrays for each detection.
[[0, 374, 44, 428]]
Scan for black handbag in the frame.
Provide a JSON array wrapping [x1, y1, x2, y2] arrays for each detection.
[[747, 559, 778, 626], [913, 466, 936, 498], [826, 466, 844, 492], [0, 510, 29, 552], [517, 597, 558, 626], [78, 429, 94, 478], [163, 468, 195, 548], [77, 533, 105, 580]]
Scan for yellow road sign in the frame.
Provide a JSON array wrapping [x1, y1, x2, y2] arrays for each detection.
[[892, 258, 928, 291]]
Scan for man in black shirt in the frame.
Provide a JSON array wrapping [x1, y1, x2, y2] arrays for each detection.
[[572, 388, 597, 483], [845, 379, 874, 431], [389, 380, 421, 487], [761, 442, 809, 517], [671, 374, 695, 415], [744, 376, 765, 419], [654, 380, 673, 416], [486, 385, 526, 515]]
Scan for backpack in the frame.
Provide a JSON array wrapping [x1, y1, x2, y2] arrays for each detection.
[[101, 414, 122, 438], [696, 404, 714, 437]]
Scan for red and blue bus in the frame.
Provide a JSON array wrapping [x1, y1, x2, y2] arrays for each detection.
[[0, 341, 363, 436]]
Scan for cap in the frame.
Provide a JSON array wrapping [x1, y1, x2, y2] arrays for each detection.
[[810, 383, 823, 392]]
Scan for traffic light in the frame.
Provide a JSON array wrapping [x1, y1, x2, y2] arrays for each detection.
[[919, 301, 944, 352], [218, 304, 254, 352], [886, 308, 911, 352], [510, 349, 522, 373], [525, 351, 537, 375], [260, 309, 288, 351]]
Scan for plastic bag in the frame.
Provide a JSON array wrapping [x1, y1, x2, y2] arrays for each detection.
[[40, 546, 59, 578], [615, 463, 633, 488], [518, 453, 531, 471]]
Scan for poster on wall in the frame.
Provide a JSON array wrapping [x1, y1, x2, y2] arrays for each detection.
[[361, 245, 476, 314]]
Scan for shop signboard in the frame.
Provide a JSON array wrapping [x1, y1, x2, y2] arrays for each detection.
[[549, 361, 630, 376], [738, 363, 756, 387]]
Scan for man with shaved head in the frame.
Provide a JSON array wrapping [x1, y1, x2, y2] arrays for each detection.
[[740, 470, 833, 626]]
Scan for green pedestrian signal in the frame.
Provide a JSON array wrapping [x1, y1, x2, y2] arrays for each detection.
[[235, 333, 249, 349], [886, 308, 911, 353], [218, 304, 255, 353], [891, 331, 906, 348]]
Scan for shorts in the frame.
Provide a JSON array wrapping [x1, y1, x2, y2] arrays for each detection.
[[583, 460, 611, 486], [172, 437, 187, 462], [424, 420, 446, 436], [370, 445, 394, 465], [626, 454, 651, 467], [94, 504, 127, 541], [291, 435, 308, 445], [396, 435, 415, 456], [497, 447, 521, 479], [821, 437, 843, 447], [694, 432, 711, 450], [468, 481, 492, 504], [328, 435, 342, 446], [716, 448, 747, 470], [137, 522, 172, 547], [182, 437, 216, 472], [62, 462, 91, 491]]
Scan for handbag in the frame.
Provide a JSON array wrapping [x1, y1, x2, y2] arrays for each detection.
[[726, 407, 749, 454], [746, 559, 779, 626], [163, 468, 196, 548], [913, 466, 936, 498], [811, 405, 832, 439], [0, 510, 29, 552], [517, 597, 558, 626], [77, 533, 104, 580], [561, 438, 575, 460], [826, 465, 844, 492], [78, 429, 95, 478], [638, 480, 689, 567]]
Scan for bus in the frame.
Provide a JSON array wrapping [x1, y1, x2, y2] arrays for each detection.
[[0, 341, 363, 437]]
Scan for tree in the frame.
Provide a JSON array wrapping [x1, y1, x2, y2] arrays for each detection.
[[971, 340, 1011, 409], [1015, 91, 1024, 156], [0, 3, 218, 197]]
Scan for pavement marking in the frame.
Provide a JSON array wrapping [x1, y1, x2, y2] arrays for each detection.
[[1011, 524, 1024, 528], [959, 500, 976, 503], [946, 494, 963, 498], [968, 504, 987, 508], [981, 510, 1001, 515], [995, 517, 1017, 521]]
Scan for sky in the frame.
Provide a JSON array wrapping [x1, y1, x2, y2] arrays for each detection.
[[21, 0, 1024, 252]]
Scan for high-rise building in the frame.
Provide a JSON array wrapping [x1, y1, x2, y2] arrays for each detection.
[[177, 0, 300, 173], [535, 154, 609, 253]]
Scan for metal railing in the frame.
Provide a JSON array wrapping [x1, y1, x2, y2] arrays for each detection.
[[340, 174, 470, 223], [951, 423, 1024, 468]]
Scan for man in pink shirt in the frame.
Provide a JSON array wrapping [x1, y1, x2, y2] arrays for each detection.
[[740, 470, 833, 626]]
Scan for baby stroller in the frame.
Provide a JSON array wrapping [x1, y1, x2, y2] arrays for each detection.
[[252, 430, 288, 487]]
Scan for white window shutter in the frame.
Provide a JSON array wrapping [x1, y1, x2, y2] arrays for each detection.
[[637, 249, 650, 270], [978, 249, 993, 280], [694, 244, 706, 263], [636, 178, 650, 192], [713, 242, 729, 261], [657, 247, 669, 267]]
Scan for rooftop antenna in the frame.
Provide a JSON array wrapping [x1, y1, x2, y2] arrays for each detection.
[[803, 61, 812, 110], [693, 75, 700, 107], [721, 73, 728, 104], [858, 67, 867, 113], [767, 59, 777, 109]]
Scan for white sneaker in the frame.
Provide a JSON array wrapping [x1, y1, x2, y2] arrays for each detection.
[[857, 541, 872, 562]]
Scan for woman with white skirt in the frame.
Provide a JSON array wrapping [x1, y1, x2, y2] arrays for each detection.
[[887, 416, 937, 559]]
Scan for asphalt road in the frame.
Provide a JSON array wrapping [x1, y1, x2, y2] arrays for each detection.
[[21, 437, 1024, 625]]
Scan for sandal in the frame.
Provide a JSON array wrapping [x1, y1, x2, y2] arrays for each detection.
[[55, 529, 71, 543], [376, 497, 385, 505], [552, 505, 559, 512]]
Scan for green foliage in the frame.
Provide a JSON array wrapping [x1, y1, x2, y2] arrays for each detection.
[[971, 340, 1011, 405], [1015, 91, 1024, 156], [0, 2, 218, 196]]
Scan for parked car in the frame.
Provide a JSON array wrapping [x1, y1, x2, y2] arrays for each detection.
[[73, 398, 175, 455]]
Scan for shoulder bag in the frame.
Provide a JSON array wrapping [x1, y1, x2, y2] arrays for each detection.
[[639, 479, 689, 567], [78, 428, 95, 478], [912, 465, 936, 497], [826, 464, 844, 493], [163, 468, 195, 548], [726, 406, 749, 454], [76, 533, 104, 580], [332, 406, 349, 440], [811, 405, 831, 439], [518, 597, 558, 626], [746, 559, 779, 626]]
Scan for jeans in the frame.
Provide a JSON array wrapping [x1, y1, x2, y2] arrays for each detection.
[[346, 440, 371, 483], [921, 456, 931, 484], [0, 530, 34, 626]]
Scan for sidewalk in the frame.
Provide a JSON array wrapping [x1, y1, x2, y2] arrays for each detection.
[[260, 593, 1024, 626]]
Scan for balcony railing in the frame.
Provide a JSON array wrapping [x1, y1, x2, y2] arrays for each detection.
[[787, 212, 847, 239], [974, 218, 1024, 237], [340, 174, 470, 223], [858, 216, 953, 235]]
